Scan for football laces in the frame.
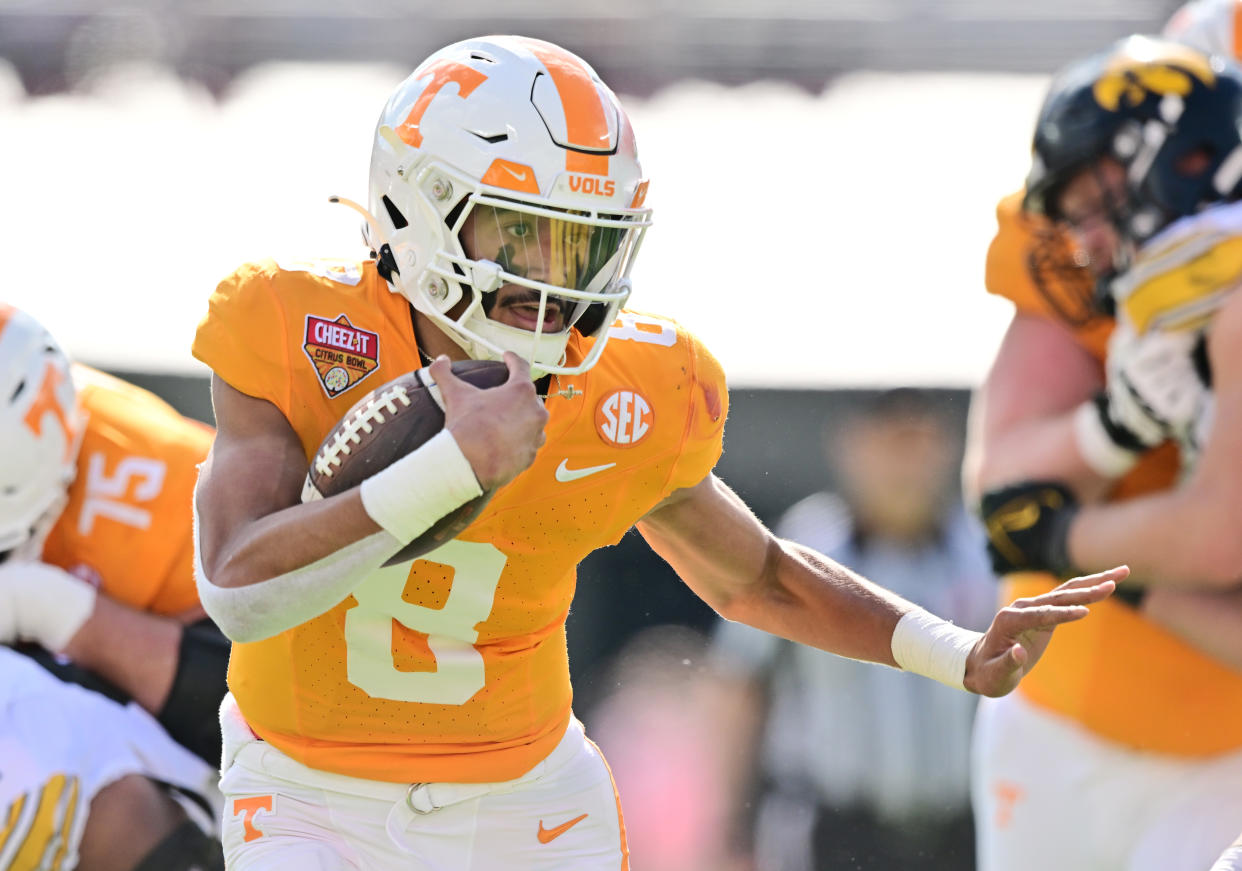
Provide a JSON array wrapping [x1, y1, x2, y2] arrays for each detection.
[[313, 386, 413, 479]]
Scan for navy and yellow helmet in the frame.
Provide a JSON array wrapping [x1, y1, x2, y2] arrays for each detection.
[[1024, 35, 1242, 244]]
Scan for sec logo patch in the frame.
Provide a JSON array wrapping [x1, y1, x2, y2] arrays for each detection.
[[596, 389, 653, 447]]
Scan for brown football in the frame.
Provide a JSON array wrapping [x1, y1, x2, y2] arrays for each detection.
[[301, 359, 509, 565]]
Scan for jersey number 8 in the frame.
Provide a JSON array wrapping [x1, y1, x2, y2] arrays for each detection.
[[344, 540, 505, 704]]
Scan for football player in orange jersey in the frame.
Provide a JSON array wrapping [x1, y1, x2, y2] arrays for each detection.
[[0, 303, 226, 869], [191, 34, 1122, 870], [967, 32, 1242, 871]]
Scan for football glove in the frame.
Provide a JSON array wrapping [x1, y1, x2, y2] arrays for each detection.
[[1073, 391, 1146, 479], [1104, 325, 1208, 450], [979, 481, 1079, 577]]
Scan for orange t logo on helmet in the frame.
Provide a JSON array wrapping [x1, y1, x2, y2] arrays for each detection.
[[395, 59, 489, 148], [0, 304, 75, 460], [23, 363, 75, 460]]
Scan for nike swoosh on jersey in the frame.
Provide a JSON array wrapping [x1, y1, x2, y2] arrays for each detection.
[[555, 459, 616, 482], [537, 813, 588, 844], [503, 166, 528, 181]]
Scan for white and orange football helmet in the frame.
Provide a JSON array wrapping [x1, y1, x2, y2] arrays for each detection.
[[358, 35, 652, 377], [0, 304, 79, 559], [1164, 0, 1242, 59]]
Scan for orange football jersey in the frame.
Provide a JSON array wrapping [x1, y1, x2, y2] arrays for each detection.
[[40, 366, 214, 619], [986, 191, 1242, 755], [192, 258, 727, 782]]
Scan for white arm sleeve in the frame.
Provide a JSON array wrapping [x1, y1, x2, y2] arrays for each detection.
[[195, 429, 483, 644], [192, 493, 404, 643]]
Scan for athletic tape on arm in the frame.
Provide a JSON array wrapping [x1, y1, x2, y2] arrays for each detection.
[[198, 425, 482, 643], [890, 607, 981, 691], [357, 429, 483, 542], [193, 495, 404, 643]]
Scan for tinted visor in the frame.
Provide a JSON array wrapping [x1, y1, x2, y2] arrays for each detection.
[[462, 204, 627, 294]]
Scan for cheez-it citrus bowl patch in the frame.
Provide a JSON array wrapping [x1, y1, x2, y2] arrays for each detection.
[[596, 388, 653, 447], [303, 313, 380, 397]]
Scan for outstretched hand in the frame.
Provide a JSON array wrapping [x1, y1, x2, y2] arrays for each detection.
[[963, 566, 1128, 697]]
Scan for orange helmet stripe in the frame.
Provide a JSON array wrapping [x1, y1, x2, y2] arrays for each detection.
[[519, 39, 613, 175], [566, 151, 611, 175]]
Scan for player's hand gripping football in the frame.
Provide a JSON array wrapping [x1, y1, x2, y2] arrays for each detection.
[[962, 566, 1128, 697], [434, 352, 549, 491]]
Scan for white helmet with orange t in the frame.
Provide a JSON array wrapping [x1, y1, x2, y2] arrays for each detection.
[[358, 35, 652, 377], [0, 304, 79, 560], [1164, 0, 1242, 58]]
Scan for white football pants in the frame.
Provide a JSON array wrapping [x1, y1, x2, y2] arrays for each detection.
[[217, 696, 629, 870], [973, 691, 1242, 871]]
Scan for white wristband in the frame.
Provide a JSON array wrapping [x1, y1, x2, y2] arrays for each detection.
[[358, 429, 483, 543], [1072, 399, 1140, 479], [891, 608, 981, 691]]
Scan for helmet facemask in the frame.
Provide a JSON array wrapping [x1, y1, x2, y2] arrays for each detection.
[[1030, 38, 1242, 233], [1025, 37, 1242, 306], [417, 191, 644, 375]]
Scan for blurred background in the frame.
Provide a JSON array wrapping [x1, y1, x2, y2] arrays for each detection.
[[0, 2, 1187, 868]]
